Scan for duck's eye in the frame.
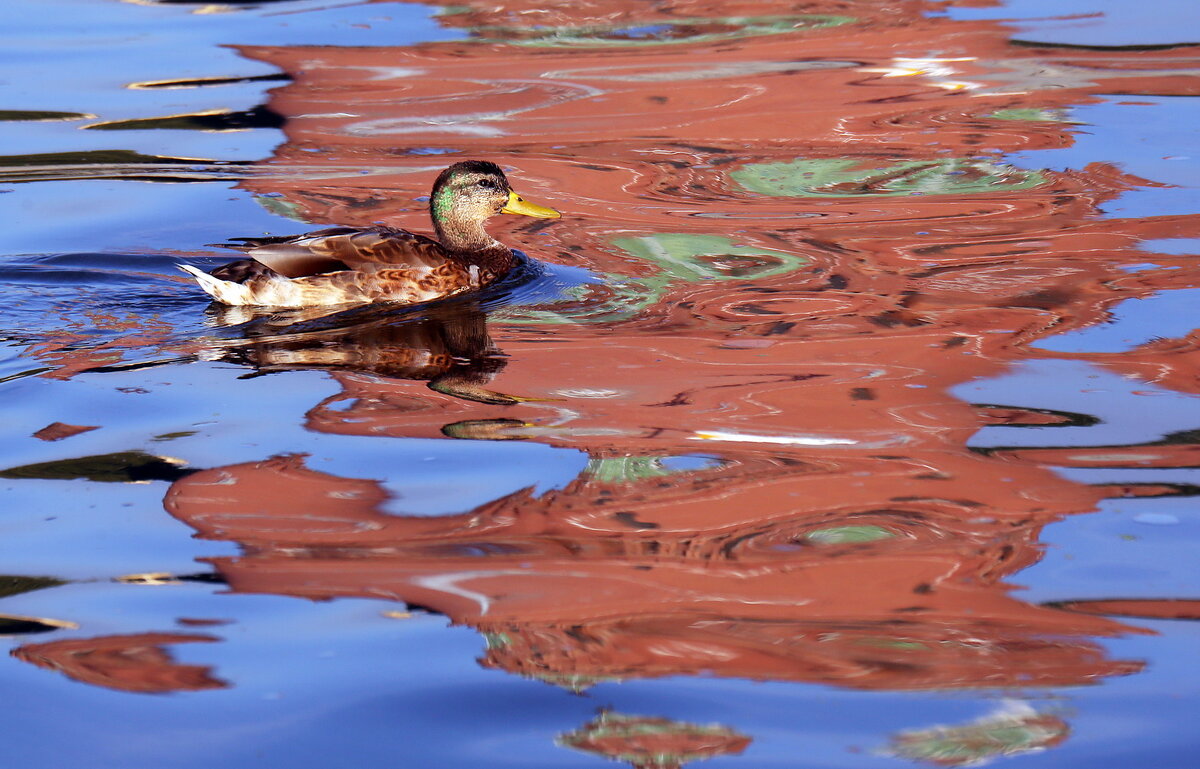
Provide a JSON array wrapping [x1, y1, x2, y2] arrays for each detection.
[[476, 178, 498, 190]]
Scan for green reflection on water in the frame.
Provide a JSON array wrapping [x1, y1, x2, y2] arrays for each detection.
[[730, 157, 1046, 197], [462, 15, 854, 47], [0, 110, 92, 122], [585, 456, 676, 484], [0, 149, 218, 169], [558, 711, 751, 766], [612, 233, 802, 281], [583, 455, 721, 484], [805, 525, 896, 545], [885, 704, 1069, 767], [500, 233, 807, 325], [990, 107, 1080, 123], [0, 451, 188, 483], [0, 576, 66, 600], [255, 194, 309, 222]]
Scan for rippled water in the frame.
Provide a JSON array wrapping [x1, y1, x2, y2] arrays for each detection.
[[2, 0, 1199, 766]]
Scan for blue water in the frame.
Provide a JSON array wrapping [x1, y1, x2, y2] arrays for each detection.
[[1, 1, 1198, 767]]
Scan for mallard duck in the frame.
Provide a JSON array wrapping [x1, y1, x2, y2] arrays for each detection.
[[179, 160, 559, 307]]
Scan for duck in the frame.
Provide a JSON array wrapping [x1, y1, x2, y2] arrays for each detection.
[[179, 160, 560, 307]]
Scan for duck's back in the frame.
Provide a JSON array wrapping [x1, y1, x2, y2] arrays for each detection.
[[187, 226, 502, 307]]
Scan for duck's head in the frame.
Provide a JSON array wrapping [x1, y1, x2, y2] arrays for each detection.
[[430, 161, 560, 228]]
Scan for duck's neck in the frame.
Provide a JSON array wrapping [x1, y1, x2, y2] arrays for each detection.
[[430, 188, 514, 275], [433, 214, 500, 254], [435, 218, 514, 276]]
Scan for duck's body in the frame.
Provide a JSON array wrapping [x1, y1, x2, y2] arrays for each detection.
[[180, 225, 504, 307], [180, 161, 559, 307]]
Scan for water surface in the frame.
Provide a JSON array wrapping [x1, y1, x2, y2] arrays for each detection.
[[1, 1, 1199, 767]]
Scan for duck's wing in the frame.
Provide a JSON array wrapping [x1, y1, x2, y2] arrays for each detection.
[[213, 227, 448, 279]]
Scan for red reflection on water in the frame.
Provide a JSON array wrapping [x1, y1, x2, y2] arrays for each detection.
[[15, 0, 1200, 733], [146, 0, 1200, 700], [13, 633, 226, 694], [165, 442, 1146, 691]]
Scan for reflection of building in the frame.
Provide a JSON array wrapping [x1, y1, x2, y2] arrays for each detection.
[[150, 0, 1200, 698], [229, 0, 1200, 248], [164, 438, 1145, 691], [13, 633, 226, 694], [12, 0, 1199, 749]]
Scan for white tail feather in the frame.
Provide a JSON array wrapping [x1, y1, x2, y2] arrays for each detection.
[[177, 264, 252, 305]]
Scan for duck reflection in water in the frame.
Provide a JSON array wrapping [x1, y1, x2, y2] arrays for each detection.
[[207, 299, 539, 407]]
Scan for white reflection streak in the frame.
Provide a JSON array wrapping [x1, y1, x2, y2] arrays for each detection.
[[690, 430, 857, 446], [860, 57, 981, 92], [413, 572, 502, 615], [346, 79, 603, 137]]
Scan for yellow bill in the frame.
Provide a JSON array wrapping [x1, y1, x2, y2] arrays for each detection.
[[501, 190, 560, 219]]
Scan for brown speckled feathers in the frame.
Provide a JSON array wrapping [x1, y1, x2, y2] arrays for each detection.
[[179, 161, 560, 307]]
